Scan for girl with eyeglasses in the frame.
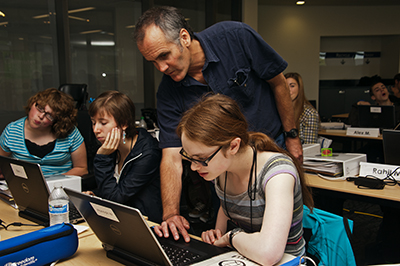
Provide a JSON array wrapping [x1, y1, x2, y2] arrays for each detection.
[[0, 88, 88, 176], [154, 94, 313, 265]]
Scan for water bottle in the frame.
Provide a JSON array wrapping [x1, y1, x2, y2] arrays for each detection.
[[48, 185, 70, 226], [138, 116, 148, 129]]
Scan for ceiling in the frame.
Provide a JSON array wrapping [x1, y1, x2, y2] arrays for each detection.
[[258, 0, 400, 6]]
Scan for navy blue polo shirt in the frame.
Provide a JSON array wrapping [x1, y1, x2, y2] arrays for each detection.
[[156, 21, 287, 149]]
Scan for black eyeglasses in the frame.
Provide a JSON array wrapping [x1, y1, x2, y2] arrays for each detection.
[[179, 146, 222, 167], [35, 103, 54, 122]]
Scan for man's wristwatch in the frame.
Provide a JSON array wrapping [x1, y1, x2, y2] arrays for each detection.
[[229, 228, 244, 249], [283, 128, 299, 138]]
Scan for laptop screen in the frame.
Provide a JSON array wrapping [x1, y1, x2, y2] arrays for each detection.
[[64, 188, 230, 266], [383, 129, 400, 165], [358, 105, 396, 129]]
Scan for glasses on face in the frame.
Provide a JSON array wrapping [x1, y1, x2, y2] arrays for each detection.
[[179, 146, 222, 167], [35, 103, 54, 122]]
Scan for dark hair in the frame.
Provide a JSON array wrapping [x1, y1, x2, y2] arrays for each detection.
[[394, 73, 400, 82], [88, 91, 137, 138], [24, 88, 77, 139], [176, 94, 313, 208], [134, 6, 194, 46]]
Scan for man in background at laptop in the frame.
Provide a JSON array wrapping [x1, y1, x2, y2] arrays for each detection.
[[348, 80, 400, 127]]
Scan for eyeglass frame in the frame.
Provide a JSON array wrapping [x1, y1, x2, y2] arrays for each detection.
[[34, 102, 55, 122], [179, 146, 223, 167]]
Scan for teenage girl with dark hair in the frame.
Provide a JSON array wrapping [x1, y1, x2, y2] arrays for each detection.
[[85, 91, 162, 223]]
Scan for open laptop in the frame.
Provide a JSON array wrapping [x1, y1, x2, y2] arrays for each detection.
[[358, 105, 396, 129], [65, 188, 231, 266], [0, 156, 84, 226], [382, 129, 400, 165]]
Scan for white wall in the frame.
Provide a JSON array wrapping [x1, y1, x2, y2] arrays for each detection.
[[257, 5, 400, 106], [243, 0, 258, 31]]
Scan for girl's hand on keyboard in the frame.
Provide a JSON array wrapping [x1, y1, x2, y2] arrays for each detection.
[[201, 229, 222, 245]]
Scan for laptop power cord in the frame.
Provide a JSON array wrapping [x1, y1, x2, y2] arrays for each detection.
[[0, 219, 45, 230]]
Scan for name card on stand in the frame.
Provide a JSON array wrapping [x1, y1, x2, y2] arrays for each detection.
[[359, 162, 400, 180], [346, 127, 380, 138]]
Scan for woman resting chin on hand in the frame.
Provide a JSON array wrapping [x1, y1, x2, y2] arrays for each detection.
[[84, 91, 163, 224]]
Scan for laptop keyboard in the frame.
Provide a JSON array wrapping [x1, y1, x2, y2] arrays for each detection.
[[69, 205, 82, 221], [161, 243, 201, 265]]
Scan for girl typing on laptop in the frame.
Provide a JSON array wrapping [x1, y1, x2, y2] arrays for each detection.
[[84, 91, 162, 223], [154, 94, 313, 265]]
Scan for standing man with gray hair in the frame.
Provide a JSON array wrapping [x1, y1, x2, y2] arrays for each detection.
[[134, 6, 302, 242]]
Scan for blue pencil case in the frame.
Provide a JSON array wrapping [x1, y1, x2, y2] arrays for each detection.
[[0, 223, 78, 266]]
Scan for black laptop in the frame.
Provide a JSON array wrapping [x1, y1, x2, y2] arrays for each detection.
[[0, 156, 84, 226], [65, 188, 231, 266], [358, 105, 396, 129], [382, 129, 400, 165]]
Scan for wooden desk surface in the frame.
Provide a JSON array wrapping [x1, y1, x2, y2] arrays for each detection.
[[0, 200, 121, 265], [331, 113, 349, 119], [0, 201, 295, 265], [318, 129, 383, 140], [305, 173, 400, 202]]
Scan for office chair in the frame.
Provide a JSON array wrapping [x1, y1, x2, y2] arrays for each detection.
[[141, 108, 158, 130], [59, 84, 88, 110], [58, 84, 99, 190]]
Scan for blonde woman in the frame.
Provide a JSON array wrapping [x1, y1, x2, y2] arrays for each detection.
[[285, 72, 320, 144]]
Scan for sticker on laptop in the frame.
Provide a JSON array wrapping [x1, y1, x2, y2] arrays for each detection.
[[10, 163, 28, 179], [370, 107, 382, 113], [90, 202, 120, 222]]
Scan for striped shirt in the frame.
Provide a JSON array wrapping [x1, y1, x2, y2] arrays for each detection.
[[300, 104, 320, 144], [215, 153, 305, 256], [0, 117, 84, 176]]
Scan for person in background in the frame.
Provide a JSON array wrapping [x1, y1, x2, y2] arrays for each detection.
[[153, 94, 313, 265], [349, 80, 400, 127], [0, 88, 87, 176], [389, 73, 400, 104], [84, 91, 162, 223], [134, 6, 302, 242], [285, 72, 320, 144], [356, 80, 393, 106]]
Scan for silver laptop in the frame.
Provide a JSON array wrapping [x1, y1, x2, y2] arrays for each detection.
[[0, 155, 84, 225], [65, 188, 230, 266]]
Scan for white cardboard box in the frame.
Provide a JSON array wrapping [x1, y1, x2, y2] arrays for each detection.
[[303, 143, 320, 157], [46, 175, 81, 192], [304, 153, 367, 177]]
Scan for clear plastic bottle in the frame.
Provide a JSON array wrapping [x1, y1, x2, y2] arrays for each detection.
[[138, 116, 147, 129], [48, 185, 70, 226]]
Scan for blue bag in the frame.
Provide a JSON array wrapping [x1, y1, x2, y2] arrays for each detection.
[[0, 223, 78, 266]]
